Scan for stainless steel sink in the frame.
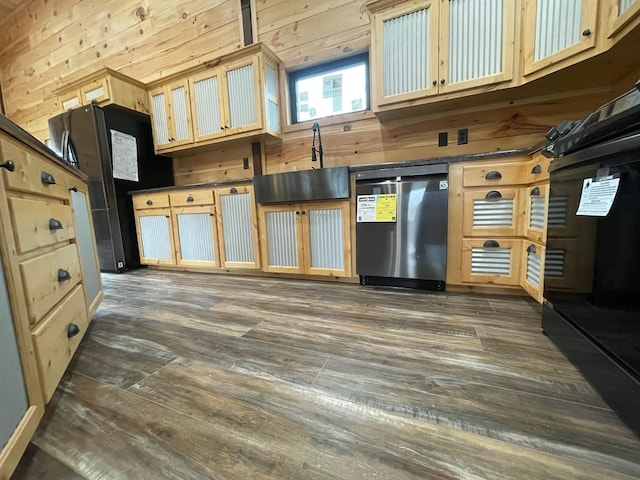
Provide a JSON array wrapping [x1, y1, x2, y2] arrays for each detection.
[[253, 166, 350, 204]]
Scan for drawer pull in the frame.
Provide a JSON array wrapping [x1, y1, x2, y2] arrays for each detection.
[[57, 269, 71, 282], [186, 195, 194, 202], [483, 240, 500, 248], [41, 172, 56, 185], [485, 191, 502, 200], [67, 323, 80, 339], [0, 160, 15, 172], [531, 164, 542, 174], [230, 187, 238, 194], [527, 244, 537, 254], [530, 187, 540, 196], [69, 186, 78, 192], [49, 218, 64, 231], [485, 171, 502, 180], [146, 200, 153, 206]]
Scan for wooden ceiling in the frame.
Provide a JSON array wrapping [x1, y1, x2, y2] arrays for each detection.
[[0, 0, 23, 18]]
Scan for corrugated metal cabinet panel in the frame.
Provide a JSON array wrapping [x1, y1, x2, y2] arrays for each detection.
[[524, 183, 549, 243], [520, 241, 546, 303], [462, 187, 522, 237], [522, 0, 598, 76], [214, 185, 261, 270], [460, 238, 522, 286], [189, 70, 226, 142], [222, 56, 262, 135], [134, 208, 176, 265], [258, 203, 305, 274], [172, 206, 220, 267]]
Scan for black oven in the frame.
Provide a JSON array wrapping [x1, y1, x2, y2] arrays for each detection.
[[542, 82, 640, 437]]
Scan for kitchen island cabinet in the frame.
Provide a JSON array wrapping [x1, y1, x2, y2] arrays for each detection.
[[0, 116, 102, 478]]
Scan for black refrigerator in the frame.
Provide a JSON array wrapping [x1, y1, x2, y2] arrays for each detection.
[[48, 103, 174, 273]]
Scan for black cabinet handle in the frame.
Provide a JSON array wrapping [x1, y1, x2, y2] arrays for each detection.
[[440, 79, 445, 85], [146, 199, 153, 206], [295, 210, 300, 215], [432, 80, 437, 86], [41, 172, 56, 185], [49, 218, 63, 231], [485, 171, 502, 180], [531, 187, 540, 196], [582, 28, 591, 36], [186, 195, 194, 202], [485, 190, 502, 200], [483, 240, 500, 248], [527, 244, 537, 254], [531, 164, 542, 174], [67, 323, 80, 338], [230, 187, 238, 194], [57, 269, 71, 282], [69, 186, 78, 192], [0, 160, 15, 172], [301, 210, 306, 214]]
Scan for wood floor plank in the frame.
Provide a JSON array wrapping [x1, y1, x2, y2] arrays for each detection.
[[133, 356, 639, 480], [12, 444, 85, 480], [21, 270, 640, 479]]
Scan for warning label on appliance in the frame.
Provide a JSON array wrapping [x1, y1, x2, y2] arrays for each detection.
[[357, 194, 397, 222], [576, 176, 620, 217]]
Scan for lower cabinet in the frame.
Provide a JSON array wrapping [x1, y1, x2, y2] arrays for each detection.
[[214, 185, 261, 269], [460, 238, 522, 286], [521, 241, 546, 303], [135, 207, 176, 265], [172, 206, 219, 267], [258, 201, 351, 277]]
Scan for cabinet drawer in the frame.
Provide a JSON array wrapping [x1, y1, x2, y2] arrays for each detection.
[[169, 188, 214, 207], [133, 193, 170, 209], [462, 161, 529, 187], [0, 137, 70, 199], [461, 238, 522, 286], [462, 188, 522, 237], [81, 77, 111, 104], [31, 285, 88, 402], [8, 197, 75, 254], [20, 244, 82, 325]]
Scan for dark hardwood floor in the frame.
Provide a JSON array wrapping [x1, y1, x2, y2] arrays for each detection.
[[13, 270, 640, 479]]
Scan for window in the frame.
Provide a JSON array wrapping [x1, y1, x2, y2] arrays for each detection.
[[289, 53, 369, 124]]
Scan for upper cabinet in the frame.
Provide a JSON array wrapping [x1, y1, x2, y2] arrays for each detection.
[[55, 68, 149, 115], [522, 0, 598, 76], [608, 0, 640, 37], [367, 0, 515, 110], [148, 43, 281, 154]]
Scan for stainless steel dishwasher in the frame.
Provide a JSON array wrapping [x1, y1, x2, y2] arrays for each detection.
[[355, 164, 448, 290]]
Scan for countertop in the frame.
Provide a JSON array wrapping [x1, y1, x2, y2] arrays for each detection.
[[0, 114, 89, 181], [129, 177, 254, 195]]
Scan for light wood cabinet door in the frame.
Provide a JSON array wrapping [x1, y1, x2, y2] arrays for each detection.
[[167, 80, 194, 147], [149, 86, 172, 150], [222, 56, 262, 135], [80, 76, 111, 105], [461, 238, 522, 286], [523, 183, 549, 243], [521, 241, 546, 303], [372, 1, 440, 107], [135, 208, 176, 265], [523, 0, 598, 76], [302, 201, 351, 277], [439, 0, 515, 93], [189, 69, 226, 142], [462, 187, 522, 237], [608, 0, 640, 38], [0, 255, 43, 480], [59, 89, 81, 111], [214, 185, 261, 270], [258, 204, 305, 274], [172, 206, 220, 267]]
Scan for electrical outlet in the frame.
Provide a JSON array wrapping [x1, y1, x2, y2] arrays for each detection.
[[438, 132, 448, 147], [243, 157, 249, 169], [458, 128, 469, 145]]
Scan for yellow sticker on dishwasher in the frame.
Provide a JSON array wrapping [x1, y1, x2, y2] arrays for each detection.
[[375, 194, 397, 222]]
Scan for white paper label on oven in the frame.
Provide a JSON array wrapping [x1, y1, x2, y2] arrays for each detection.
[[576, 176, 620, 217]]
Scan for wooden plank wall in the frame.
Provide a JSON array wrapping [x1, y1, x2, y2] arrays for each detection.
[[0, 0, 629, 182], [0, 0, 243, 141]]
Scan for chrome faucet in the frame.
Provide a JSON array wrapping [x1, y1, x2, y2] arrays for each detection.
[[311, 122, 324, 169]]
